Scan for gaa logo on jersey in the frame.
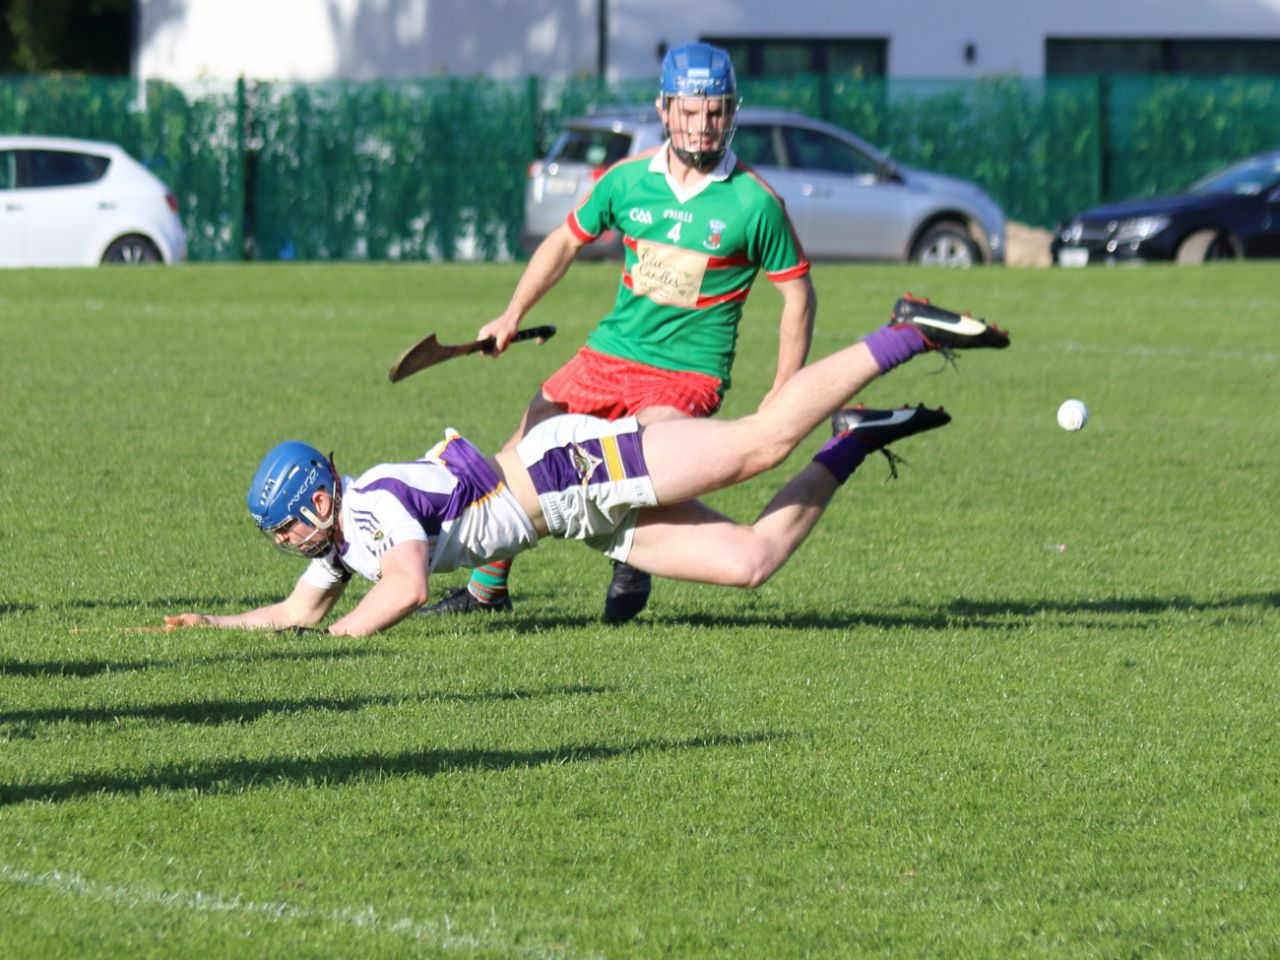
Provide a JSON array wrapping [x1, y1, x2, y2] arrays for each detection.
[[703, 219, 727, 251]]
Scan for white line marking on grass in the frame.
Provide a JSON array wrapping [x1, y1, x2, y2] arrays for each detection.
[[2, 864, 600, 959]]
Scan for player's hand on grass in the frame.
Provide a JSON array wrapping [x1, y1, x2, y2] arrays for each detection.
[[164, 613, 212, 629]]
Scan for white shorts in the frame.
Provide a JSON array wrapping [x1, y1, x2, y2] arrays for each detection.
[[516, 414, 658, 561]]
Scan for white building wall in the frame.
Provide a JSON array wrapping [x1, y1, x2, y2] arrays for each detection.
[[138, 0, 1280, 84]]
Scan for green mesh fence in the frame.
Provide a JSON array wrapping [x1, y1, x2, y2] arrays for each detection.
[[3, 73, 1279, 261], [246, 78, 534, 261], [0, 75, 243, 260], [1106, 75, 1280, 199]]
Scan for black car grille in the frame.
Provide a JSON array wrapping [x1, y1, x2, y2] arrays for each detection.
[[1064, 221, 1115, 244]]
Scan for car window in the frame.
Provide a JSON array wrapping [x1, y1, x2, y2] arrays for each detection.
[[1188, 154, 1280, 197], [20, 149, 111, 188], [732, 125, 779, 167], [782, 127, 880, 178], [0, 151, 13, 190], [548, 129, 633, 168]]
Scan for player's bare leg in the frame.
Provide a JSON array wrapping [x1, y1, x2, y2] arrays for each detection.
[[626, 403, 952, 587], [639, 298, 1007, 505], [625, 460, 840, 586], [638, 341, 884, 504], [621, 297, 1010, 586]]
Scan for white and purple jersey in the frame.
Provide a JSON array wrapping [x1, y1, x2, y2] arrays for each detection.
[[301, 431, 537, 589]]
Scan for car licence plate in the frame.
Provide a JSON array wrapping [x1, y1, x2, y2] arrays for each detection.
[[545, 176, 580, 195], [1057, 248, 1089, 268]]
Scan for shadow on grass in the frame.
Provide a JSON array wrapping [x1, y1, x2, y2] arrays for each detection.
[[943, 592, 1279, 616], [0, 731, 785, 807], [587, 591, 1280, 633], [0, 685, 610, 729], [0, 647, 384, 680]]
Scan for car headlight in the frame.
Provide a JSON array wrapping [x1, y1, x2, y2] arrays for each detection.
[[1058, 221, 1083, 243], [1113, 216, 1169, 244]]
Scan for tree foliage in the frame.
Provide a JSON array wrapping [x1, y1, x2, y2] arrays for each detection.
[[1, 0, 132, 74]]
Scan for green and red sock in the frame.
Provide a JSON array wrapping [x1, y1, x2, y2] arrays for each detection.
[[467, 560, 511, 604]]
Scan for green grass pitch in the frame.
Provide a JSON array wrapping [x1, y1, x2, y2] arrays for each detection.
[[1, 261, 1277, 958]]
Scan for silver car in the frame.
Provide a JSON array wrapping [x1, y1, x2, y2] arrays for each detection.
[[524, 107, 1005, 265]]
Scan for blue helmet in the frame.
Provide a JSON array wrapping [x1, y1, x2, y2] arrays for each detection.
[[660, 42, 736, 101], [659, 43, 739, 171], [246, 441, 336, 535]]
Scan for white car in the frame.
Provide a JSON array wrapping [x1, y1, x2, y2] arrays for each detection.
[[524, 108, 1006, 265], [0, 135, 187, 267]]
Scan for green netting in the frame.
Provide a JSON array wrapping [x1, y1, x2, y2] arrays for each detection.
[[872, 76, 1102, 230], [246, 77, 534, 261], [3, 73, 1279, 260], [1106, 75, 1280, 199]]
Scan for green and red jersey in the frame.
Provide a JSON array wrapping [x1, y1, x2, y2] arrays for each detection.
[[568, 145, 809, 393]]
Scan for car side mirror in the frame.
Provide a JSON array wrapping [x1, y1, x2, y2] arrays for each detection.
[[880, 163, 904, 183]]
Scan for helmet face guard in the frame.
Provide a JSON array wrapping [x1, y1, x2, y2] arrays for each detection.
[[659, 42, 739, 171], [258, 512, 334, 559], [246, 441, 339, 557], [662, 94, 738, 171]]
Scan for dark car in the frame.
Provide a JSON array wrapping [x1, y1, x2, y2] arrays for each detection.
[[1051, 148, 1280, 266]]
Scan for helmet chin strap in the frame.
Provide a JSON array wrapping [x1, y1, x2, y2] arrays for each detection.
[[295, 484, 340, 557], [299, 504, 334, 532], [671, 144, 724, 172]]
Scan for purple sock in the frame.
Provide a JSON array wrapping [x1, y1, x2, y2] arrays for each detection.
[[863, 324, 929, 373], [812, 434, 873, 485]]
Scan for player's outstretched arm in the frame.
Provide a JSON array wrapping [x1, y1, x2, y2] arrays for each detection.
[[478, 223, 585, 352], [325, 540, 430, 637], [164, 577, 345, 632]]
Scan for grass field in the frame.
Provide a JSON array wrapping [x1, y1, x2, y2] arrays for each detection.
[[1, 261, 1277, 958]]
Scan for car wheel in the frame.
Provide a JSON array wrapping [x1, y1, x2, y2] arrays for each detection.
[[1175, 229, 1240, 264], [102, 234, 163, 265], [910, 221, 979, 267]]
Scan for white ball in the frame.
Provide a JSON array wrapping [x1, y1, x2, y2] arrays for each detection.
[[1057, 399, 1089, 432]]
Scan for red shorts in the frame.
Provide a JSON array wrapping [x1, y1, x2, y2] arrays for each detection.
[[541, 346, 723, 419]]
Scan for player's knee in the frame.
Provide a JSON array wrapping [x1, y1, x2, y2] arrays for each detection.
[[733, 425, 793, 479], [716, 547, 776, 590], [745, 440, 793, 480]]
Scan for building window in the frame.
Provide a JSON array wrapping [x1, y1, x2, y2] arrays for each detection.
[[1047, 38, 1280, 76], [703, 37, 887, 79]]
